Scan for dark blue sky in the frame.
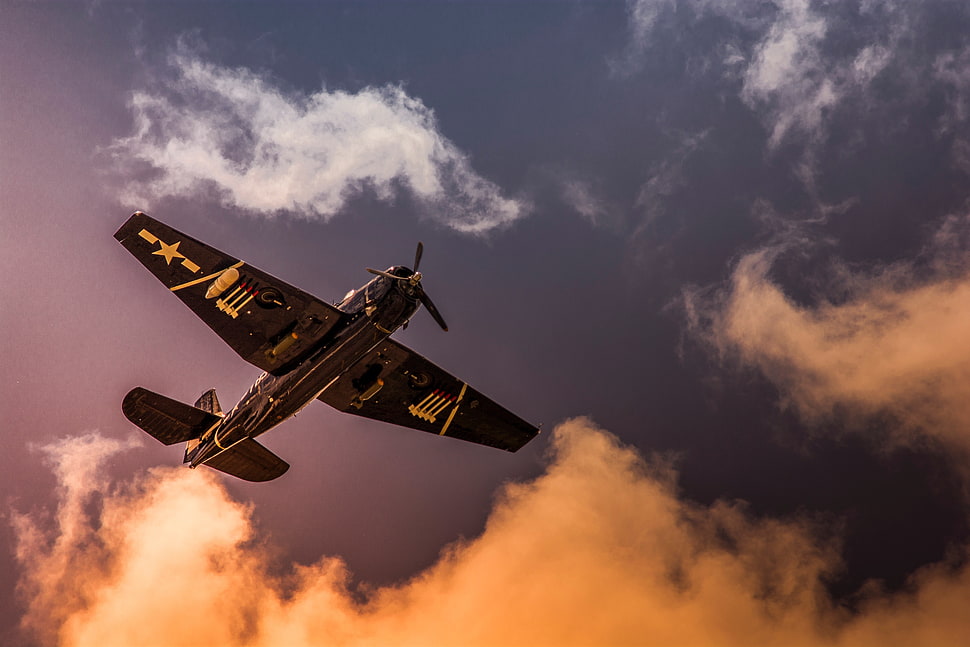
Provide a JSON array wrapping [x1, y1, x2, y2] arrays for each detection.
[[4, 2, 970, 644]]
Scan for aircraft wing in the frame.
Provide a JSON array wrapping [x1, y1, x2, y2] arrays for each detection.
[[115, 212, 342, 375], [317, 339, 539, 451]]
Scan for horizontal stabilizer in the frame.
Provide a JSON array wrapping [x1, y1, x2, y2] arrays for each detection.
[[123, 387, 221, 446], [203, 438, 289, 482]]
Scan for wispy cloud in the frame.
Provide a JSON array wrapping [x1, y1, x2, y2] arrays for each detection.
[[109, 51, 525, 234], [738, 0, 903, 156], [739, 0, 837, 149], [935, 44, 970, 177], [559, 176, 609, 225], [620, 1, 905, 163], [14, 423, 970, 646], [611, 0, 677, 75], [636, 129, 708, 227], [685, 213, 970, 456]]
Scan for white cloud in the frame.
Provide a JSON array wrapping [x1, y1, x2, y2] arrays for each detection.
[[110, 52, 524, 234], [560, 178, 608, 224], [742, 3, 832, 147], [613, 0, 677, 74], [738, 0, 891, 150], [621, 0, 900, 153]]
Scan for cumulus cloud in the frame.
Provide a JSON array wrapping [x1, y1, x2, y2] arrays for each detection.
[[110, 51, 524, 234], [14, 422, 970, 646], [12, 433, 142, 646], [685, 214, 970, 454]]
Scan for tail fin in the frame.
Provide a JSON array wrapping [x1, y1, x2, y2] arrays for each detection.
[[187, 388, 224, 460], [193, 388, 224, 417], [122, 387, 221, 446]]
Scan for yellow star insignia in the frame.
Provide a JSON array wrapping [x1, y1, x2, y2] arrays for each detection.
[[153, 239, 186, 265]]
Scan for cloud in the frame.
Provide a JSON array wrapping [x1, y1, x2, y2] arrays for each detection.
[[636, 129, 708, 226], [109, 51, 524, 234], [684, 214, 970, 455], [559, 177, 609, 225], [935, 44, 970, 176], [739, 0, 837, 149], [12, 433, 142, 646], [13, 422, 970, 646], [612, 0, 677, 75], [620, 1, 902, 152]]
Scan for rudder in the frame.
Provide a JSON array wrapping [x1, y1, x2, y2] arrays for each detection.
[[194, 388, 224, 417]]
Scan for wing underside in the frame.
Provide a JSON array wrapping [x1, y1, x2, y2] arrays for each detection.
[[317, 339, 539, 452], [115, 212, 342, 374], [203, 439, 290, 482]]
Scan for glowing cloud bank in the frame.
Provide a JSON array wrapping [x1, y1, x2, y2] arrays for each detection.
[[14, 421, 970, 646], [110, 52, 524, 234]]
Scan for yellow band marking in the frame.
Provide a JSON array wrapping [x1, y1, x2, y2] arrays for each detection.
[[439, 383, 468, 436], [170, 261, 245, 292], [138, 229, 159, 244]]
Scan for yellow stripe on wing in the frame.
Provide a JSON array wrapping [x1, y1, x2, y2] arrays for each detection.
[[440, 383, 468, 436], [170, 261, 245, 292]]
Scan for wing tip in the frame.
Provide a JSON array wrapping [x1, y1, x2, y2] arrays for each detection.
[[114, 210, 151, 241]]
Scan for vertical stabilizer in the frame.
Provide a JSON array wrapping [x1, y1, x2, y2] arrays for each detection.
[[194, 388, 224, 417]]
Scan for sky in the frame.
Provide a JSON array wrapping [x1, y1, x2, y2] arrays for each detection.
[[3, 1, 970, 645]]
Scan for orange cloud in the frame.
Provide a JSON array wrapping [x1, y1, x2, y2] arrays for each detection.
[[13, 422, 970, 646], [687, 239, 970, 454]]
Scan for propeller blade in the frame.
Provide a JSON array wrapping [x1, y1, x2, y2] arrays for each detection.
[[413, 242, 424, 273], [367, 245, 447, 332], [366, 268, 401, 280], [417, 287, 448, 332]]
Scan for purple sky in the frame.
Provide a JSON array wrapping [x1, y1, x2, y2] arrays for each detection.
[[4, 2, 970, 645]]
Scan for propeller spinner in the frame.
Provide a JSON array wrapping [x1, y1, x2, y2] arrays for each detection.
[[366, 242, 448, 331]]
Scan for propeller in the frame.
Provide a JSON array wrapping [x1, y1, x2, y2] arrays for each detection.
[[366, 242, 448, 332], [413, 241, 424, 273]]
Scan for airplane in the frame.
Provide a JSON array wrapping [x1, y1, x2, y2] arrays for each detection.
[[115, 212, 539, 482]]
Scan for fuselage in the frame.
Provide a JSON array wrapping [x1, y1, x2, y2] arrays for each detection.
[[186, 267, 421, 467]]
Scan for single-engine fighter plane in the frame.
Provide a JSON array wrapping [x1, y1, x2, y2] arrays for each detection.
[[115, 212, 538, 482]]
